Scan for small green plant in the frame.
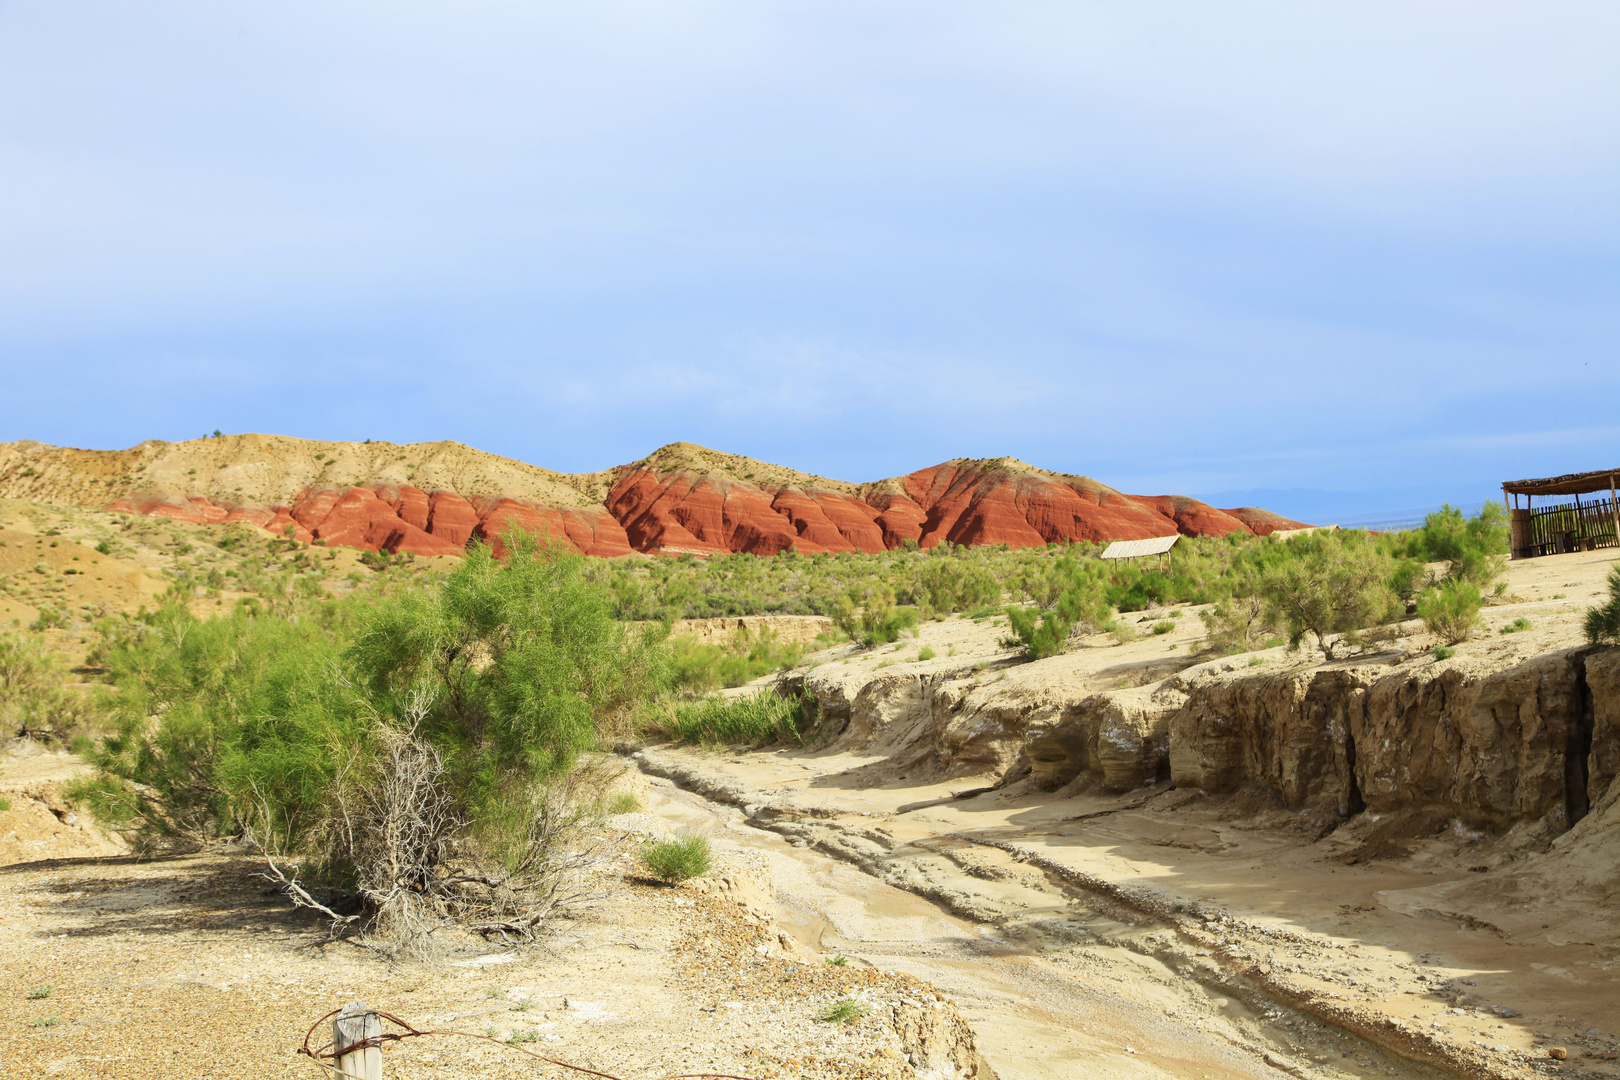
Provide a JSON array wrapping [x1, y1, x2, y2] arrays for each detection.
[[916, 646, 936, 661], [484, 986, 504, 999], [818, 997, 870, 1024], [607, 792, 640, 815], [1247, 656, 1266, 667], [657, 691, 808, 746], [26, 983, 53, 1000], [31, 1014, 62, 1029], [1416, 581, 1482, 645], [1584, 567, 1620, 646], [0, 797, 11, 812], [1553, 593, 1566, 600], [1150, 620, 1176, 635], [510, 999, 534, 1012], [967, 606, 998, 621], [828, 954, 849, 966], [510, 1029, 540, 1044], [642, 835, 711, 883], [1431, 645, 1456, 660], [1500, 618, 1532, 635], [94, 540, 112, 555]]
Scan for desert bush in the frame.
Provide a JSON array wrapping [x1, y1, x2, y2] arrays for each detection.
[[0, 632, 89, 742], [73, 532, 668, 953], [1150, 620, 1175, 636], [916, 645, 936, 661], [1584, 566, 1620, 646], [653, 690, 808, 746], [1201, 584, 1277, 655], [1002, 554, 1117, 660], [1416, 582, 1483, 645], [668, 627, 803, 695], [907, 550, 1000, 613], [642, 834, 710, 883], [1396, 503, 1508, 591], [1431, 645, 1456, 660], [1256, 531, 1399, 660], [1500, 617, 1532, 635], [831, 588, 920, 647]]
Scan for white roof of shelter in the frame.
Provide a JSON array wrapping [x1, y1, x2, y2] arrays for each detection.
[[1099, 534, 1180, 559]]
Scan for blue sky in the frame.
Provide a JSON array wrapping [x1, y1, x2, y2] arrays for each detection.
[[2, 2, 1616, 522]]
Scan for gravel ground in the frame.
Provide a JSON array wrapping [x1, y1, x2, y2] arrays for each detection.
[[0, 831, 983, 1079]]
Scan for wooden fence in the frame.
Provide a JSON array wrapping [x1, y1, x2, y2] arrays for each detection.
[[1511, 496, 1620, 559]]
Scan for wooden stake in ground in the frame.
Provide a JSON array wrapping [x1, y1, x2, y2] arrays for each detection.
[[334, 1002, 383, 1080], [1610, 474, 1620, 549]]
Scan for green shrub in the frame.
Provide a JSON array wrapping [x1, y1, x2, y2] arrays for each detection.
[[0, 632, 88, 742], [1500, 617, 1532, 635], [31, 1014, 62, 1029], [655, 691, 808, 746], [1257, 532, 1398, 660], [818, 997, 870, 1024], [1431, 645, 1456, 660], [916, 646, 936, 661], [642, 835, 710, 882], [26, 983, 52, 1000], [71, 532, 670, 951], [1150, 621, 1175, 636], [668, 627, 803, 695], [1397, 503, 1508, 590], [607, 792, 639, 815], [907, 553, 1000, 614], [1005, 566, 1114, 660], [1416, 582, 1482, 645], [1585, 566, 1620, 646], [832, 588, 919, 648], [0, 798, 10, 812]]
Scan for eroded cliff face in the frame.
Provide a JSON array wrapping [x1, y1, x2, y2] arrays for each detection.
[[795, 646, 1620, 839]]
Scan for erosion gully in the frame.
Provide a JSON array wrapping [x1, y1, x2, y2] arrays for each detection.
[[633, 754, 1454, 1080]]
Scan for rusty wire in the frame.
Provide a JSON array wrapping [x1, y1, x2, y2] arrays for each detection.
[[298, 1005, 759, 1080]]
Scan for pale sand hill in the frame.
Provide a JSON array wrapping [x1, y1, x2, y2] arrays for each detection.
[[0, 434, 615, 510]]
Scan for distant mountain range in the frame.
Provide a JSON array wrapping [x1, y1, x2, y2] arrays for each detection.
[[0, 436, 1310, 558]]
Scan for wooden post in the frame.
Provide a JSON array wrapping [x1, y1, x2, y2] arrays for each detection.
[[1610, 474, 1620, 549], [333, 1002, 383, 1080]]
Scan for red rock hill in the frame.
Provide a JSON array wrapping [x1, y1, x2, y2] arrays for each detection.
[[0, 437, 1308, 558]]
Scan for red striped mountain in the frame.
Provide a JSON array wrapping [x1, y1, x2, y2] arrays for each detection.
[[0, 437, 1308, 558]]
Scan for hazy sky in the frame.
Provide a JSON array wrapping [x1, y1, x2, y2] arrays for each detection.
[[2, 2, 1616, 520]]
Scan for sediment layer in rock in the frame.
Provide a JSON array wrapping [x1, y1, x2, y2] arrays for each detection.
[[0, 436, 1309, 558]]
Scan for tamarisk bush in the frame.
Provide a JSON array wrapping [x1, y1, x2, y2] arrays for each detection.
[[73, 531, 668, 955]]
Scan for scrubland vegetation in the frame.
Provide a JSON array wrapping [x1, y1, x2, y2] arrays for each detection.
[[0, 501, 1554, 954]]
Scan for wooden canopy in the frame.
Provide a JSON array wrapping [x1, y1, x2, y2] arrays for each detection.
[[1502, 468, 1620, 498]]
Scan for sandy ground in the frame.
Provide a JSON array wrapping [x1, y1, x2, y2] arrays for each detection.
[[0, 773, 993, 1079]]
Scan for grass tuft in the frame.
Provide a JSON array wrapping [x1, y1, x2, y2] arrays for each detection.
[[818, 997, 870, 1024], [655, 691, 807, 746], [26, 984, 53, 1000], [1500, 617, 1532, 635], [1431, 645, 1456, 660], [642, 835, 711, 883]]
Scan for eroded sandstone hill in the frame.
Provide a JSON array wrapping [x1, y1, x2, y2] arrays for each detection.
[[0, 436, 1308, 558]]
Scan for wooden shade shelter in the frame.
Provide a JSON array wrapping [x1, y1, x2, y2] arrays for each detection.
[[1501, 468, 1620, 559], [1099, 533, 1180, 573]]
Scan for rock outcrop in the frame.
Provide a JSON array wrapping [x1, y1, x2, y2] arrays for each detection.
[[794, 645, 1620, 839], [0, 436, 1309, 560]]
